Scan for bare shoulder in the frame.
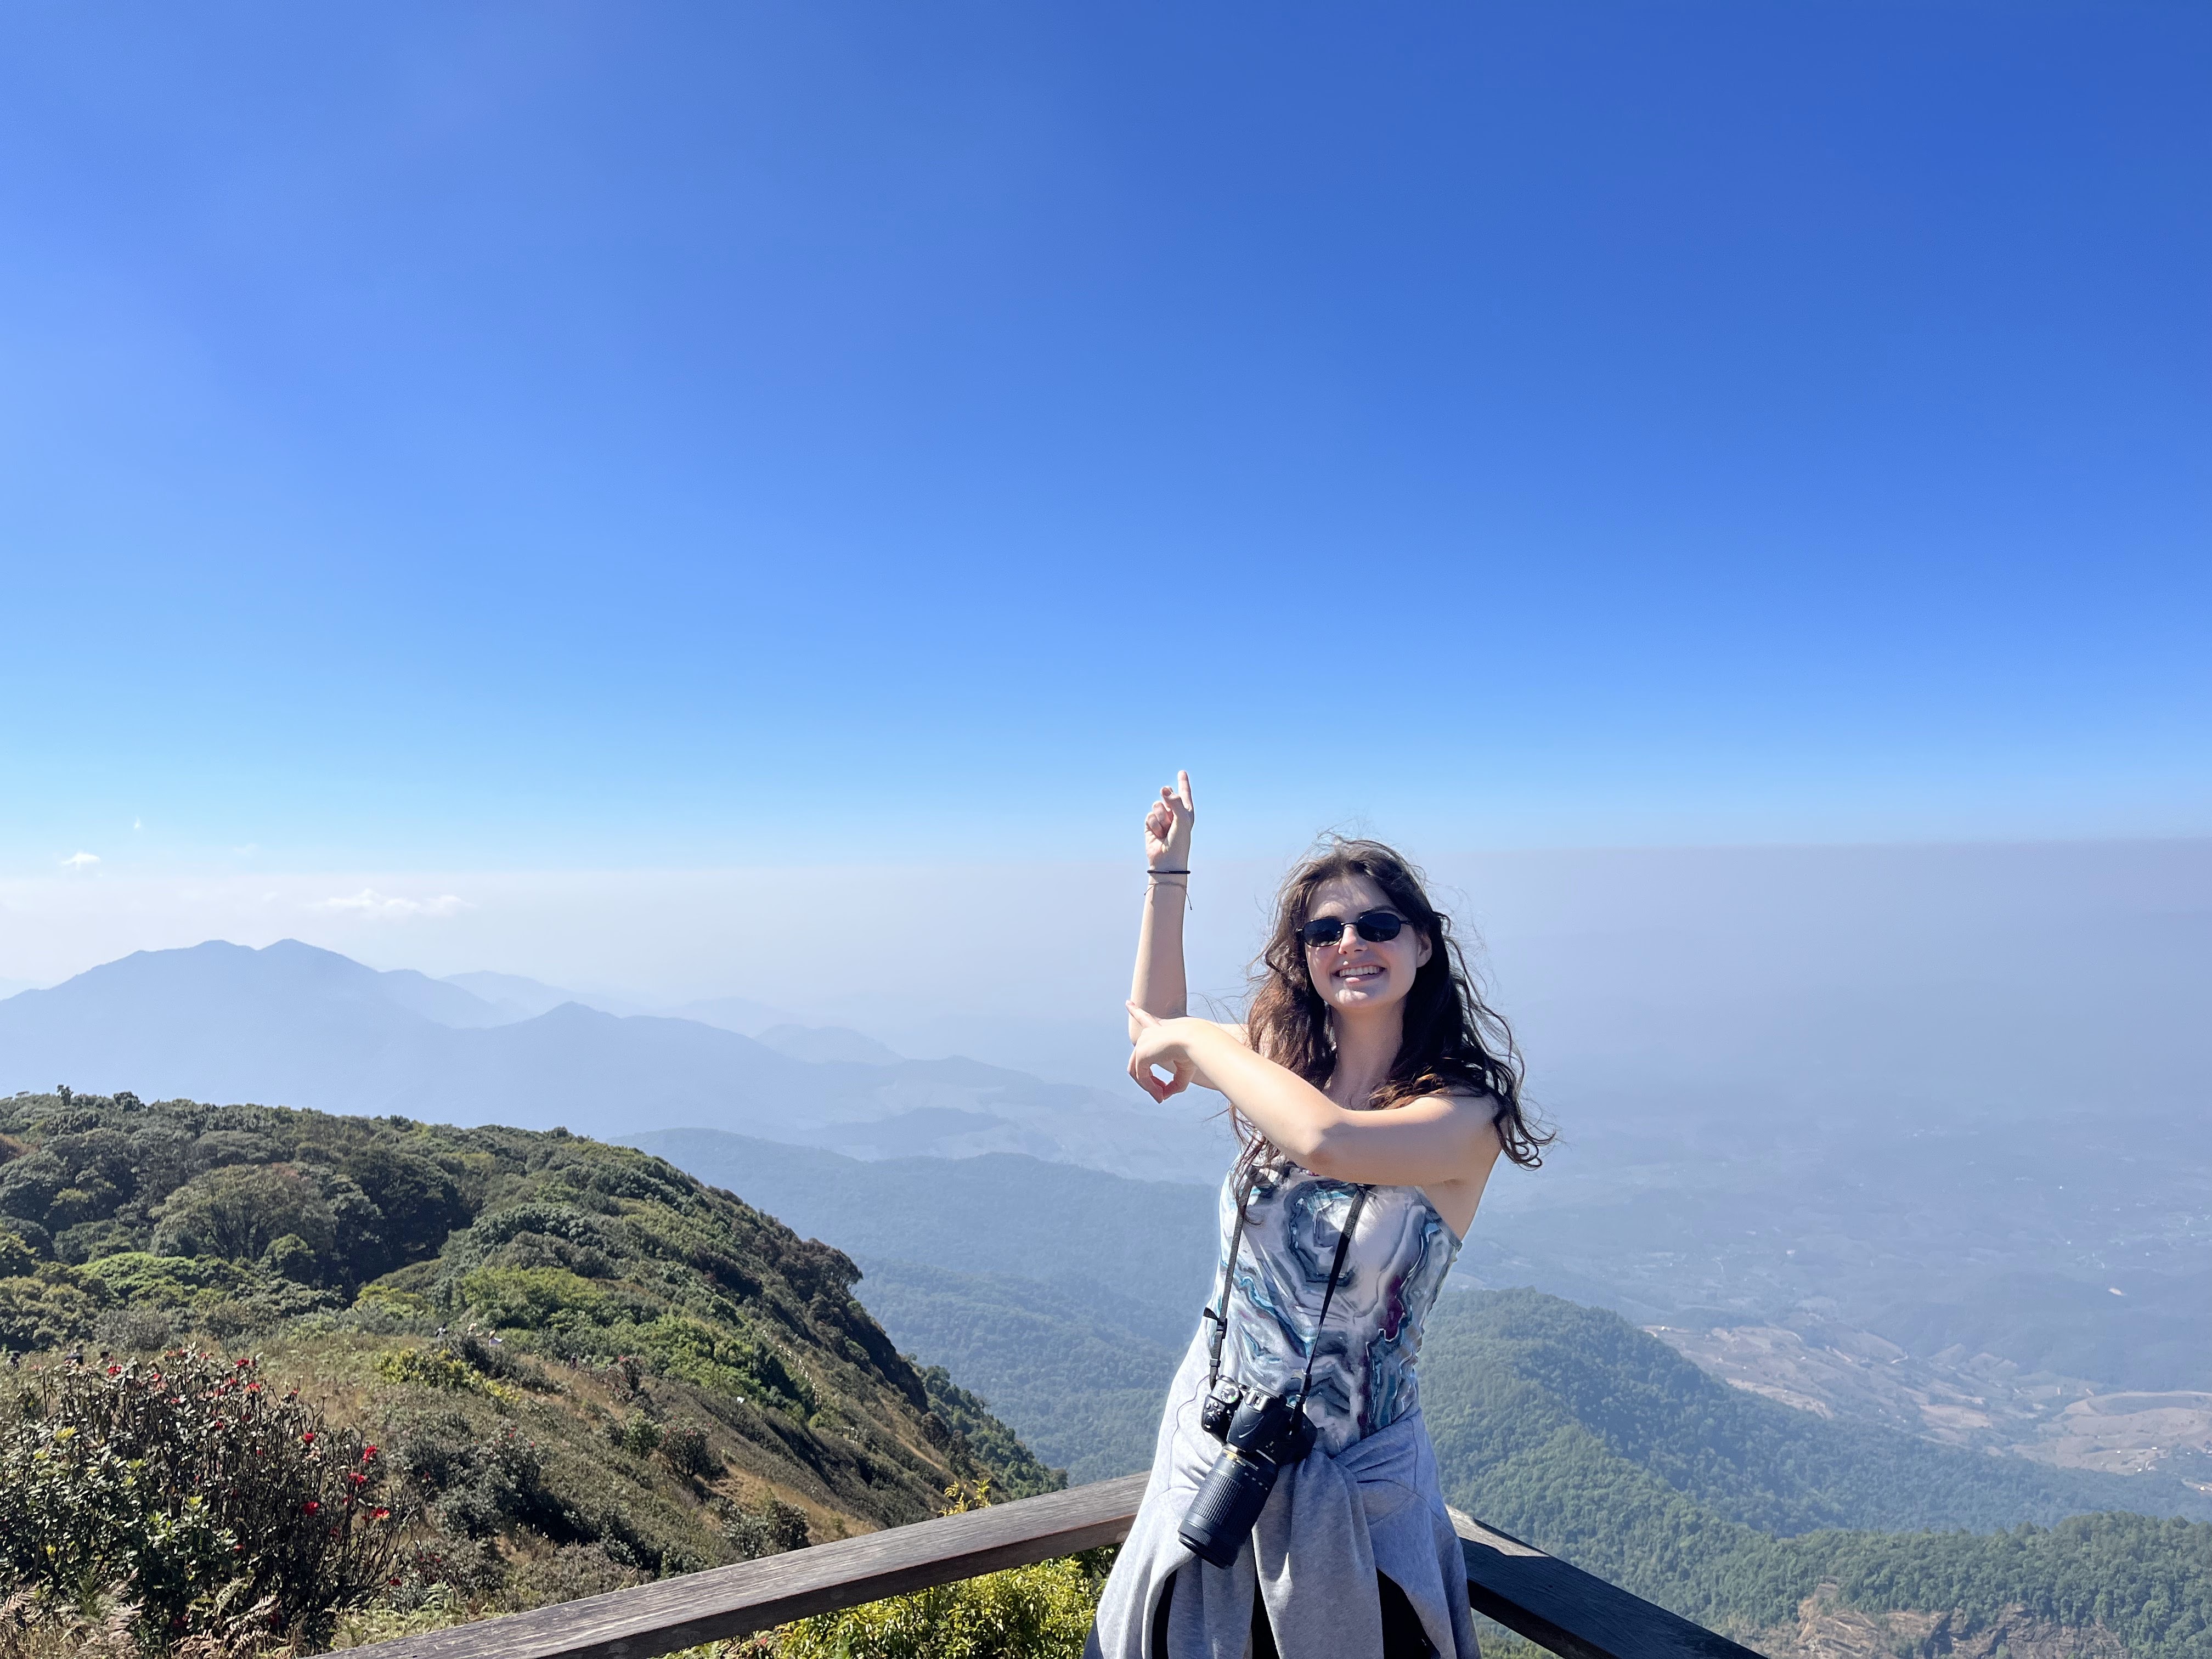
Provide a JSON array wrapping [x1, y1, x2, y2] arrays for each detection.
[[1446, 1086, 1505, 1126], [1418, 1087, 1508, 1163], [1411, 1085, 1504, 1125]]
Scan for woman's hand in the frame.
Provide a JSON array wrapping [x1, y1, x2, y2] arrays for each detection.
[[1126, 1003, 1223, 1101], [1144, 771, 1195, 871]]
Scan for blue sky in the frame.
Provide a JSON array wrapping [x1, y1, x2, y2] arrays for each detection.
[[3, 1, 2207, 877]]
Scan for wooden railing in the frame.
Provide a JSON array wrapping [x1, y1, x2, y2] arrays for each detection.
[[349, 1472, 1767, 1659]]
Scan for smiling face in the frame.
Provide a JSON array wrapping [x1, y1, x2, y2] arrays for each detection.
[[1302, 874, 1432, 1015]]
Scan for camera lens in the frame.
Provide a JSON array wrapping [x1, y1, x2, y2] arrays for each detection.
[[1178, 1390, 1315, 1568], [1178, 1449, 1278, 1568]]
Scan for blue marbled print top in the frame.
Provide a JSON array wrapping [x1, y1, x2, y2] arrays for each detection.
[[1216, 1161, 1463, 1455]]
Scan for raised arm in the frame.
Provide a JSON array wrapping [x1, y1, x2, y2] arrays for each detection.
[[1128, 771, 1195, 1041]]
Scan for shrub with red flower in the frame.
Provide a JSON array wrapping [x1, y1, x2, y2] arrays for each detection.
[[0, 1347, 410, 1645]]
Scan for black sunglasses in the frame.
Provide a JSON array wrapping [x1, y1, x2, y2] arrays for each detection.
[[1299, 910, 1413, 950]]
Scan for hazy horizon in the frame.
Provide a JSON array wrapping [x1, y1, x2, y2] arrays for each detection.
[[9, 836, 2205, 1112]]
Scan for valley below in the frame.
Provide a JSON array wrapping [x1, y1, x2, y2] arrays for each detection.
[[1652, 1319, 2212, 1488], [1754, 1583, 2137, 1659]]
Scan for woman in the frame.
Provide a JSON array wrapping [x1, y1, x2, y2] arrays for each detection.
[[1088, 772, 1549, 1659]]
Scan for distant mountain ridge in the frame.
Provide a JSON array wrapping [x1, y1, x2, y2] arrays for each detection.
[[625, 1128, 1217, 1301], [0, 940, 1226, 1180], [438, 968, 649, 1022]]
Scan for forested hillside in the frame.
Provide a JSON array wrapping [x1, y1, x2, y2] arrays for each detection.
[[1428, 1292, 2212, 1655], [1424, 1291, 2211, 1537], [633, 1130, 2212, 1655], [0, 1088, 1054, 1646]]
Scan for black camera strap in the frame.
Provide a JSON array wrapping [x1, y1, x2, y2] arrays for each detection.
[[1203, 1175, 1370, 1401], [1201, 1182, 1252, 1395]]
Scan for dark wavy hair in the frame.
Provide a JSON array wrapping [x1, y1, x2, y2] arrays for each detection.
[[1233, 837, 1550, 1184]]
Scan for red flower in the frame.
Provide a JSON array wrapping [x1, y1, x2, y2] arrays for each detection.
[[106, 1365, 120, 1375], [374, 1508, 392, 1521], [362, 1444, 379, 1459], [301, 1431, 315, 1443], [303, 1501, 321, 1515]]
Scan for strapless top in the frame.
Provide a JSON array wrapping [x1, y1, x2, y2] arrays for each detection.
[[1214, 1160, 1462, 1455]]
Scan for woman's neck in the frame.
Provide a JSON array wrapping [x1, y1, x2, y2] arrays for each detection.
[[1326, 1004, 1404, 1109]]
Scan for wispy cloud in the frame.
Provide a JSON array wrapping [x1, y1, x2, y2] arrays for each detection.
[[60, 851, 100, 871], [312, 889, 470, 919]]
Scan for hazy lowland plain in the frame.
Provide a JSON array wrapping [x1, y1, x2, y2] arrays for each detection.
[[3, 840, 2209, 1654]]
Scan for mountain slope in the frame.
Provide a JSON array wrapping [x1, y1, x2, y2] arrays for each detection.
[[0, 1088, 1057, 1528]]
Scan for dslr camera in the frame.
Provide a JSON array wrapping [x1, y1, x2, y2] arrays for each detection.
[[1177, 1378, 1316, 1568]]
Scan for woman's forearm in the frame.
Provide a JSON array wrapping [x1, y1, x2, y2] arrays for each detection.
[[1181, 1028, 1334, 1158], [1129, 878, 1189, 1037], [1172, 1023, 1491, 1184]]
